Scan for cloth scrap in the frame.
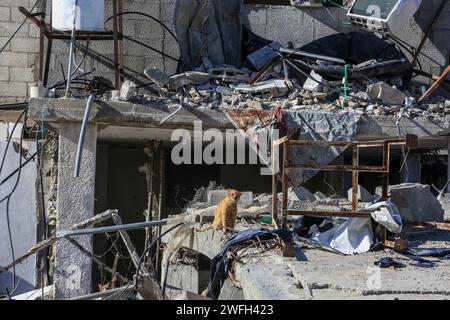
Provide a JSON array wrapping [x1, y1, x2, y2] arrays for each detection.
[[374, 257, 406, 269]]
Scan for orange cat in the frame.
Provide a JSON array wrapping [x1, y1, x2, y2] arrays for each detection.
[[212, 189, 242, 234]]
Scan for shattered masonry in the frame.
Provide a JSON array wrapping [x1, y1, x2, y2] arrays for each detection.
[[0, 0, 450, 301]]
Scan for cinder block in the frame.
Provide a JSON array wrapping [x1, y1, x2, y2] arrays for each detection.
[[2, 0, 29, 7], [0, 81, 27, 98], [10, 37, 39, 53], [0, 21, 29, 37], [0, 52, 29, 67], [10, 66, 36, 82], [0, 7, 11, 21], [0, 66, 9, 81]]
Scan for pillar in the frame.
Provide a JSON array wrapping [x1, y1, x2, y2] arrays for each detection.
[[54, 123, 97, 299]]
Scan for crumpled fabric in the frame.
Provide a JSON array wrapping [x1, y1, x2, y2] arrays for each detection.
[[374, 257, 406, 269], [366, 201, 403, 234]]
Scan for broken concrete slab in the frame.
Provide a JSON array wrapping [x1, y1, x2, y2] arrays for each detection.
[[165, 262, 209, 295], [207, 190, 253, 208], [234, 255, 310, 300], [366, 82, 406, 105], [218, 279, 244, 300], [169, 72, 211, 91], [347, 185, 374, 203], [144, 67, 170, 87], [234, 79, 288, 99], [376, 184, 444, 223], [246, 41, 281, 70]]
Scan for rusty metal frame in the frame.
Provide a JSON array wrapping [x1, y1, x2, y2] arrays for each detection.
[[19, 2, 124, 89], [272, 136, 417, 234]]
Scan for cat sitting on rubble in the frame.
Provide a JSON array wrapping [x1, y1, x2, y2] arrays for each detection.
[[196, 189, 242, 234]]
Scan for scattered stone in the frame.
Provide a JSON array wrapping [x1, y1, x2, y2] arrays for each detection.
[[366, 82, 407, 105], [303, 70, 327, 93]]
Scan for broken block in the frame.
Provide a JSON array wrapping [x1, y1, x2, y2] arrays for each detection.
[[381, 184, 444, 223], [234, 79, 288, 99], [347, 185, 374, 203], [207, 190, 253, 208], [303, 70, 327, 93], [168, 72, 210, 90], [366, 82, 406, 105], [120, 80, 136, 101], [144, 67, 170, 87], [246, 41, 282, 70]]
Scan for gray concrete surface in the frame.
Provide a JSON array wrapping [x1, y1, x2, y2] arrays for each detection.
[[232, 227, 450, 300], [0, 140, 38, 296], [54, 123, 97, 299]]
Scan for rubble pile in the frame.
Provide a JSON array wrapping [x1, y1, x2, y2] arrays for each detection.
[[116, 31, 450, 123]]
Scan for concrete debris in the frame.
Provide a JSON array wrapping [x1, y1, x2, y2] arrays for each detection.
[[144, 67, 170, 87], [303, 70, 327, 93], [209, 67, 250, 83], [120, 80, 137, 101], [383, 184, 445, 223], [234, 79, 288, 99], [169, 72, 211, 90], [246, 41, 282, 70], [366, 82, 407, 106]]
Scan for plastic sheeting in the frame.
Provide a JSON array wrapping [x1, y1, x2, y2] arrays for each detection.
[[173, 0, 243, 72], [313, 218, 373, 255], [285, 111, 361, 186], [311, 201, 403, 255], [367, 201, 403, 234]]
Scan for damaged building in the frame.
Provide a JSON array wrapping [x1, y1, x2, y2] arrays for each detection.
[[0, 0, 450, 300]]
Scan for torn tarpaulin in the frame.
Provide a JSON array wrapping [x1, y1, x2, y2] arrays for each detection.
[[285, 111, 361, 186], [174, 0, 242, 72]]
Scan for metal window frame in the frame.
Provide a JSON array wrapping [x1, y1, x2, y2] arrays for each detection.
[[272, 135, 417, 240]]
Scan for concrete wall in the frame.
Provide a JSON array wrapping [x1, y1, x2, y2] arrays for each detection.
[[1, 1, 449, 101], [0, 140, 38, 296]]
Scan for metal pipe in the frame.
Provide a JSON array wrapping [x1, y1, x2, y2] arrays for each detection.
[[68, 285, 133, 300], [58, 218, 169, 238], [65, 0, 78, 97], [74, 94, 94, 177], [160, 97, 183, 124], [280, 47, 346, 65]]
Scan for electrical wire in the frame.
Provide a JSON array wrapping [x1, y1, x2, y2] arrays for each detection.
[[104, 12, 178, 43], [0, 0, 41, 54], [0, 108, 28, 296], [134, 222, 184, 292]]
